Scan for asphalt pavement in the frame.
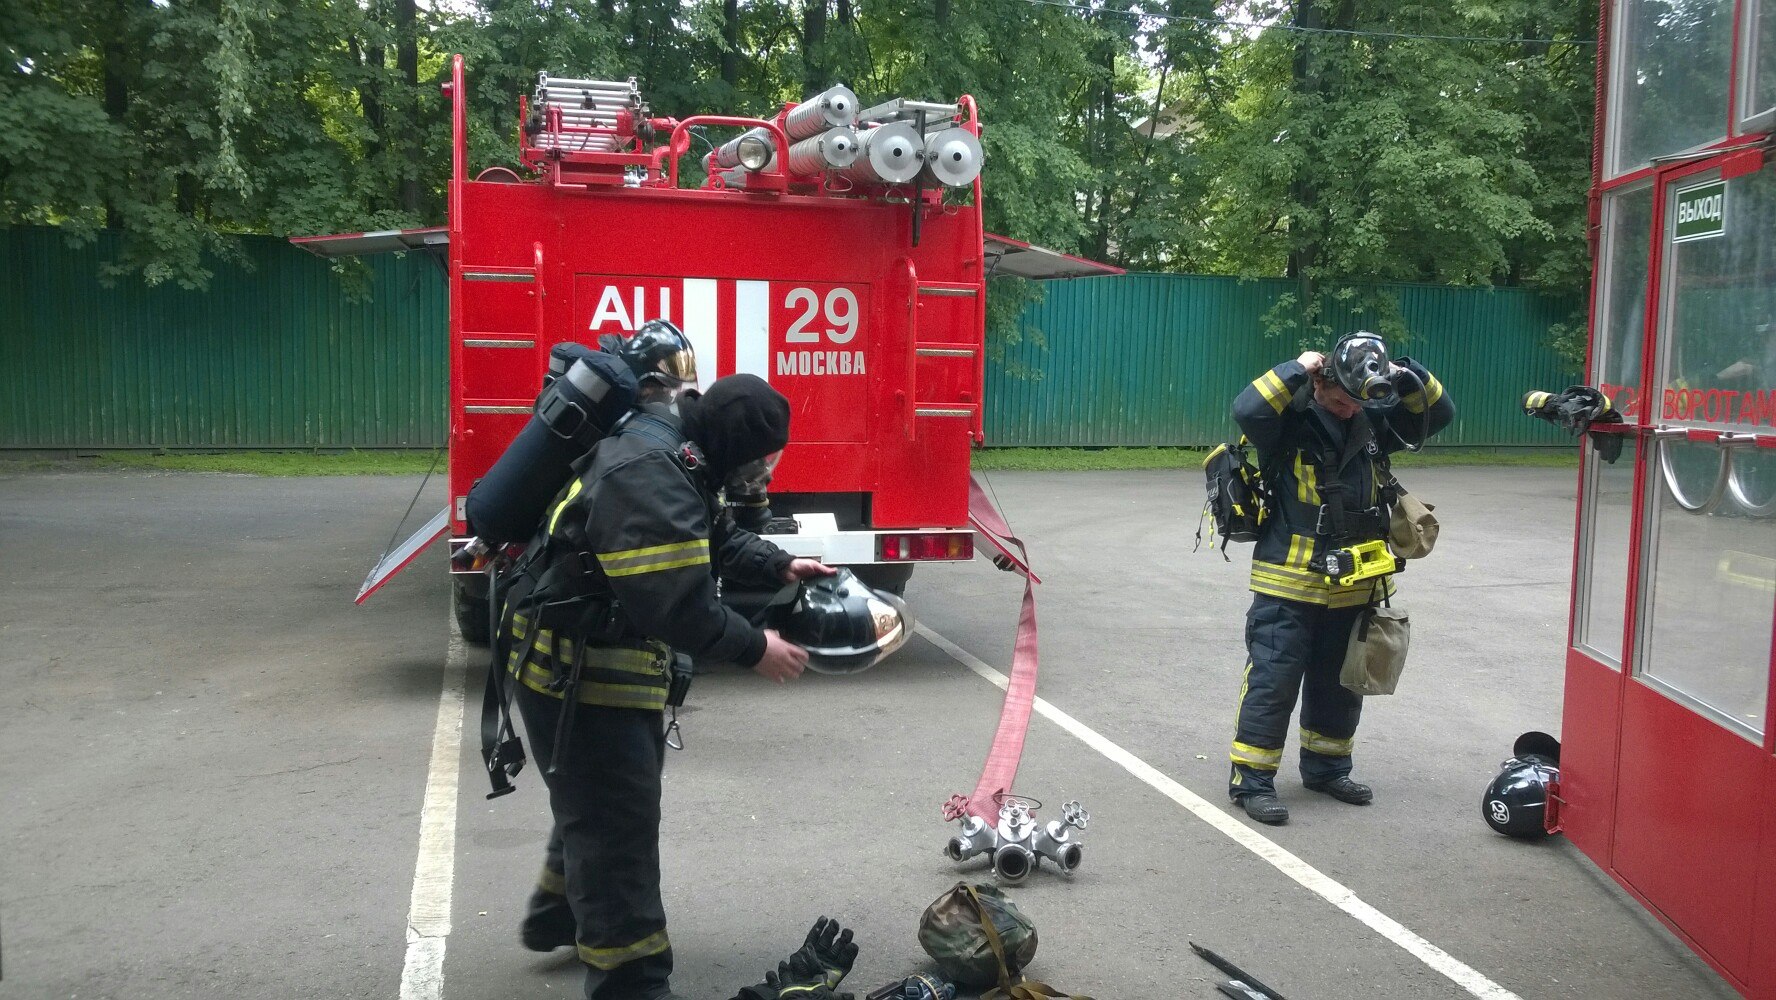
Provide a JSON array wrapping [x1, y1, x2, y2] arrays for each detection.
[[0, 465, 1741, 1000]]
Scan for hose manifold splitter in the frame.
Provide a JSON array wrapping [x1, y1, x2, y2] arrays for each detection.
[[943, 794, 1088, 883]]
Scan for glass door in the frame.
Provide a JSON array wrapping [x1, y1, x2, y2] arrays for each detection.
[[1610, 157, 1776, 985]]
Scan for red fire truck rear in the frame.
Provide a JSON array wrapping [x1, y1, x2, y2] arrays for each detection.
[[295, 56, 1118, 638]]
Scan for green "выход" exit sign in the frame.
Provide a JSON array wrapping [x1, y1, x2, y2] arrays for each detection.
[[1673, 180, 1727, 243]]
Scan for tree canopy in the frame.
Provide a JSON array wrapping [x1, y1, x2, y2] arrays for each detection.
[[1, 0, 1597, 346]]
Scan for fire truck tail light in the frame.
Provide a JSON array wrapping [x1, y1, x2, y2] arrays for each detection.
[[878, 532, 974, 562]]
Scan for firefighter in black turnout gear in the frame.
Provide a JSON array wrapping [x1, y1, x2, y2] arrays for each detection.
[[499, 374, 832, 1000], [1227, 335, 1454, 825]]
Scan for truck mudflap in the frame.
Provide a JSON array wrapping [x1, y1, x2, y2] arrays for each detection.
[[356, 506, 451, 604]]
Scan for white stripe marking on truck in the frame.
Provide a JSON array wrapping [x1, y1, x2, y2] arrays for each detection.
[[735, 280, 771, 381], [682, 278, 719, 393]]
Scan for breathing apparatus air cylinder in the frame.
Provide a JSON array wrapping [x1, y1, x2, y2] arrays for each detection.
[[464, 344, 639, 545]]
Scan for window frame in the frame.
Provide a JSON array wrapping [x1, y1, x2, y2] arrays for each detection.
[[1606, 0, 1739, 180], [1739, 0, 1776, 134]]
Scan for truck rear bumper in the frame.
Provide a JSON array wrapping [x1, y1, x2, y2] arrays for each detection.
[[445, 513, 972, 574]]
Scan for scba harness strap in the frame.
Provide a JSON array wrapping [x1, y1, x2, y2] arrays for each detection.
[[1289, 384, 1397, 545]]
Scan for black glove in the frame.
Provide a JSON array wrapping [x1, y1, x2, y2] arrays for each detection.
[[734, 951, 856, 1000], [1523, 386, 1625, 464], [1523, 386, 1620, 434], [789, 916, 858, 990], [766, 953, 854, 998]]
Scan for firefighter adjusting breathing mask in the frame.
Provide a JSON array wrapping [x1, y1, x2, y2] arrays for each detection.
[[1328, 331, 1397, 405]]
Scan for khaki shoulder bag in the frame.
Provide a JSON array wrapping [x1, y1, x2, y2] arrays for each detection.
[[1341, 584, 1410, 696], [1388, 488, 1439, 559]]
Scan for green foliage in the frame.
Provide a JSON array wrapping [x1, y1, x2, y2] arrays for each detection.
[[3, 0, 1600, 358]]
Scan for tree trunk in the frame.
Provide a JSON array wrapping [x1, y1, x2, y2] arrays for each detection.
[[837, 0, 853, 27], [359, 36, 386, 136], [102, 22, 130, 228], [1287, 0, 1322, 331], [1090, 29, 1117, 262], [721, 0, 740, 88], [802, 1, 828, 96], [396, 0, 421, 216]]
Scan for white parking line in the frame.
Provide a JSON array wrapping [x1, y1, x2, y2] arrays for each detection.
[[915, 623, 1524, 1000], [400, 614, 470, 1000]]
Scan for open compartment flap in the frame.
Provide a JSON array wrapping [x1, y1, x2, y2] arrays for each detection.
[[983, 233, 1123, 280], [291, 226, 449, 259], [356, 506, 451, 604]]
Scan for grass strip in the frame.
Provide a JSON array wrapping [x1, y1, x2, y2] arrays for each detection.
[[1, 450, 444, 477]]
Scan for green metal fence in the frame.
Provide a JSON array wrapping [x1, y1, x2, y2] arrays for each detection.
[[986, 274, 1585, 447], [0, 228, 1580, 449], [0, 228, 446, 449]]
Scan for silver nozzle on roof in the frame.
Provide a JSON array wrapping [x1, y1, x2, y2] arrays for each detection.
[[785, 84, 860, 140]]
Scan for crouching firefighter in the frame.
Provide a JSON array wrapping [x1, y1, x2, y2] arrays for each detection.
[[485, 374, 833, 1000], [1227, 332, 1453, 825]]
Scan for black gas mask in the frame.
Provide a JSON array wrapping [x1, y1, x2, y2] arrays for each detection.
[[1328, 332, 1397, 405], [725, 450, 782, 497]]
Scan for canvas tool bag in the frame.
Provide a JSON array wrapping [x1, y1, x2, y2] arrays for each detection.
[[1341, 586, 1410, 696], [1387, 487, 1438, 559]]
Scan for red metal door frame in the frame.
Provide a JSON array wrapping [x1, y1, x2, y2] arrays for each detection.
[[1571, 147, 1776, 998]]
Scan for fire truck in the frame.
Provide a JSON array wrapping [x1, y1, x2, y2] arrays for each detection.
[[1555, 2, 1776, 996], [294, 55, 1119, 640]]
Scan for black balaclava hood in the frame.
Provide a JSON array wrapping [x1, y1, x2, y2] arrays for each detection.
[[678, 374, 791, 482]]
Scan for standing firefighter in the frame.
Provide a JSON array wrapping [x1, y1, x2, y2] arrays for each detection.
[[499, 374, 830, 1000], [1227, 333, 1454, 825]]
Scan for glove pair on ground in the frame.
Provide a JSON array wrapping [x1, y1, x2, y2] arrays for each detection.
[[731, 916, 860, 1000]]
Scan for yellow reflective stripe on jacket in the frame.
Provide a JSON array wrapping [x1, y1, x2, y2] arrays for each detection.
[[507, 614, 670, 677], [511, 661, 669, 711], [1293, 453, 1319, 504], [1231, 741, 1283, 770], [1402, 375, 1445, 414], [1300, 728, 1355, 756], [537, 866, 566, 895], [1284, 534, 1313, 571], [1255, 371, 1289, 414], [511, 638, 666, 677], [1250, 560, 1396, 608], [578, 928, 671, 970], [547, 477, 584, 536], [597, 538, 710, 577]]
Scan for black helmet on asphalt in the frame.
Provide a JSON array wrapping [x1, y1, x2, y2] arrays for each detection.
[[606, 319, 698, 388], [779, 568, 913, 674], [1329, 331, 1396, 404], [1481, 731, 1561, 839]]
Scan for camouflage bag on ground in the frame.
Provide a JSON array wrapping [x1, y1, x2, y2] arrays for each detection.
[[917, 883, 1092, 1000]]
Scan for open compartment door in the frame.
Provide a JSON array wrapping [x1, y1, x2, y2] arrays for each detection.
[[983, 233, 1123, 280], [291, 226, 449, 259], [355, 507, 451, 604]]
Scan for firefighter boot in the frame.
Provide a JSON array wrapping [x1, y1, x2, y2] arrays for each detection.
[[1237, 793, 1289, 825], [520, 884, 576, 952], [1305, 775, 1373, 805]]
